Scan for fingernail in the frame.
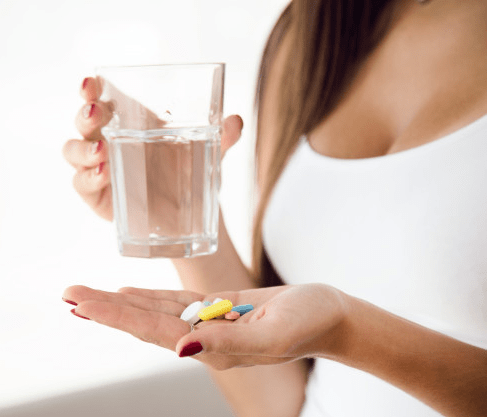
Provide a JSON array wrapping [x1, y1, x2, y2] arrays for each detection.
[[82, 77, 89, 90], [62, 298, 77, 306], [70, 308, 90, 320], [96, 162, 104, 175], [179, 341, 203, 357], [82, 103, 95, 119], [237, 115, 244, 129], [91, 140, 103, 155]]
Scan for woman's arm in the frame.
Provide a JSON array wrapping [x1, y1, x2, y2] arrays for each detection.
[[172, 213, 309, 417], [171, 212, 254, 294], [169, 24, 310, 416], [334, 297, 487, 417], [64, 78, 309, 417], [175, 286, 487, 417], [65, 281, 487, 416]]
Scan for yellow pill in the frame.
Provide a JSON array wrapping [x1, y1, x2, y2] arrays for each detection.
[[198, 300, 233, 321]]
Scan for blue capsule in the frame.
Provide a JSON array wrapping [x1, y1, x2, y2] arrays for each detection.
[[231, 304, 254, 315]]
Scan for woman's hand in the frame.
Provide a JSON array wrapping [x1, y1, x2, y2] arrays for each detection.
[[62, 282, 487, 416], [176, 284, 349, 370], [62, 283, 350, 370], [62, 77, 113, 220], [62, 77, 244, 221]]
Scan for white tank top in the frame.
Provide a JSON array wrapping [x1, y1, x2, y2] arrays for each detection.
[[262, 114, 487, 417]]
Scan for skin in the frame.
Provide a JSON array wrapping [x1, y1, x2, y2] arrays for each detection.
[[64, 77, 307, 417], [63, 1, 487, 416], [63, 283, 487, 417], [63, 284, 347, 368]]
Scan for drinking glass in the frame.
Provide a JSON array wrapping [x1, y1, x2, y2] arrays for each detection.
[[97, 63, 225, 258]]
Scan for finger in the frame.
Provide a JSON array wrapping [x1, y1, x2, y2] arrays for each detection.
[[221, 115, 243, 158], [176, 319, 283, 358], [202, 291, 241, 306], [63, 139, 107, 169], [72, 161, 110, 195], [63, 285, 108, 304], [63, 285, 186, 317], [75, 101, 113, 141], [72, 162, 112, 221], [74, 300, 189, 350], [177, 321, 295, 370], [118, 287, 204, 307], [80, 77, 102, 102]]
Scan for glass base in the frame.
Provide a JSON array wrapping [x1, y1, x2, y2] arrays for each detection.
[[119, 236, 218, 258]]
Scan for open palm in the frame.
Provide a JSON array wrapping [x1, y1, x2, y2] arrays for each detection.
[[63, 283, 348, 370]]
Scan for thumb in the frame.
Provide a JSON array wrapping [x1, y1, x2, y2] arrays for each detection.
[[221, 115, 244, 158], [176, 321, 272, 358]]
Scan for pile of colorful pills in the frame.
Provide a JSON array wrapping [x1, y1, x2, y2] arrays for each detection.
[[180, 299, 254, 326]]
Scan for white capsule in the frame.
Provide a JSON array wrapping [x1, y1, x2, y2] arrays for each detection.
[[180, 301, 206, 325]]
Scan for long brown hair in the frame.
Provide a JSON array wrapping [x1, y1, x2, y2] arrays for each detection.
[[252, 0, 396, 287]]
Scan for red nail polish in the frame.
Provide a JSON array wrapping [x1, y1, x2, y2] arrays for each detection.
[[62, 298, 78, 306], [179, 341, 203, 357], [91, 140, 103, 155], [96, 162, 104, 175], [82, 103, 96, 119], [89, 103, 95, 118], [70, 308, 90, 320]]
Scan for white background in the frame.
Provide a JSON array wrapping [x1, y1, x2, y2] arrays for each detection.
[[0, 0, 288, 409]]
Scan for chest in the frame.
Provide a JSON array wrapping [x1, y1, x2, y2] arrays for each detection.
[[263, 131, 487, 339]]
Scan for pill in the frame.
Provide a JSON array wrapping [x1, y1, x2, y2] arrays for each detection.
[[231, 304, 254, 315], [211, 298, 224, 318], [180, 301, 206, 325], [198, 300, 233, 321], [225, 311, 241, 320]]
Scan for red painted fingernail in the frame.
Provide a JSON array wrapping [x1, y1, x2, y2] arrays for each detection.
[[62, 298, 77, 306], [89, 103, 95, 118], [82, 103, 95, 119], [96, 162, 104, 175], [179, 341, 203, 357], [82, 77, 89, 90], [91, 140, 103, 155], [70, 308, 90, 320]]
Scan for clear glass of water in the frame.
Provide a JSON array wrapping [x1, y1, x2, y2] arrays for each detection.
[[96, 63, 224, 258]]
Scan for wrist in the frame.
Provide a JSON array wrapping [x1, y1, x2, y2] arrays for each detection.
[[309, 285, 355, 362]]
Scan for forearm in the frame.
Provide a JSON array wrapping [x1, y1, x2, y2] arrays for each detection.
[[211, 362, 309, 417], [173, 212, 309, 416], [332, 296, 487, 417], [172, 211, 256, 294]]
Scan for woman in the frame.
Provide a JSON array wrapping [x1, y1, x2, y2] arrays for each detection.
[[62, 0, 487, 416]]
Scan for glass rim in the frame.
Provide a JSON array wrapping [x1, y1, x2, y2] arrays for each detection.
[[95, 62, 225, 73]]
